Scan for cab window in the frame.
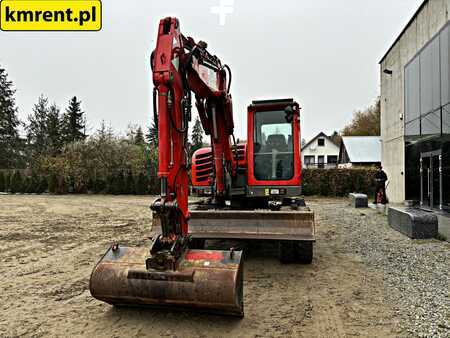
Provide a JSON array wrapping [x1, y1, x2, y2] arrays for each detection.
[[253, 110, 294, 180]]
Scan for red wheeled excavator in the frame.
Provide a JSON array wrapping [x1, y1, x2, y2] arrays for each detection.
[[90, 17, 315, 317]]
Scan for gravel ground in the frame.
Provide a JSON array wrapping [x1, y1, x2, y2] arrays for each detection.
[[312, 199, 450, 337]]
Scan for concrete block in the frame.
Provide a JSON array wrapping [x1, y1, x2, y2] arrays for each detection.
[[349, 193, 368, 208], [436, 214, 450, 242], [388, 207, 438, 239]]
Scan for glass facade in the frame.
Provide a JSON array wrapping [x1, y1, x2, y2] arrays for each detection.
[[404, 23, 450, 136], [404, 22, 450, 211]]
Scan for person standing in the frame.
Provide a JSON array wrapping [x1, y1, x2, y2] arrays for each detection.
[[374, 165, 388, 204]]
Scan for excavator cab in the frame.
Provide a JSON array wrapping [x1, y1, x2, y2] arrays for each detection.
[[247, 99, 302, 199], [192, 99, 302, 201]]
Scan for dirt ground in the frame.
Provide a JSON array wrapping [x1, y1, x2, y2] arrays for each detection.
[[0, 195, 404, 337]]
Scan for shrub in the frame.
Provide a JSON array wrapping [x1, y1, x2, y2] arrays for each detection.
[[4, 172, 11, 192], [302, 168, 376, 197], [25, 173, 40, 193], [0, 172, 5, 192], [135, 172, 149, 195], [48, 173, 58, 194], [112, 172, 125, 195], [10, 171, 23, 194], [98, 178, 107, 193], [22, 176, 32, 193], [37, 176, 48, 194], [125, 171, 135, 194]]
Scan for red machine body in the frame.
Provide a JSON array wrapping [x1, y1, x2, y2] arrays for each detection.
[[191, 143, 246, 191], [90, 17, 313, 319], [192, 99, 302, 200]]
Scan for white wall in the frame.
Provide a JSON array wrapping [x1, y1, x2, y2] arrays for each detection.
[[380, 0, 449, 203], [302, 136, 340, 167]]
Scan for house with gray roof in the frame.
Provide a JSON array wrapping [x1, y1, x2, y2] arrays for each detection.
[[338, 136, 381, 167]]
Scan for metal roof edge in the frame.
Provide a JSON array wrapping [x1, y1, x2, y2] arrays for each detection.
[[379, 0, 429, 64]]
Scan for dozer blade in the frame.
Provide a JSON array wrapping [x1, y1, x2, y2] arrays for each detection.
[[90, 246, 244, 317]]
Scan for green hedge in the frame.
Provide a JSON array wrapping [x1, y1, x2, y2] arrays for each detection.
[[1, 168, 376, 197], [302, 168, 377, 197], [0, 171, 159, 195]]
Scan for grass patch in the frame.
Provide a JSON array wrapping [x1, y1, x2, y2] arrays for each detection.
[[435, 233, 448, 242]]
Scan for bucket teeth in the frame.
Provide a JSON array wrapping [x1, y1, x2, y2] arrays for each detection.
[[90, 246, 244, 317]]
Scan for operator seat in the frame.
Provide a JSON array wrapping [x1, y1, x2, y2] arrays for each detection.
[[262, 134, 287, 179], [265, 134, 288, 152]]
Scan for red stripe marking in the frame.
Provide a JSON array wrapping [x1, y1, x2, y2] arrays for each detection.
[[185, 251, 224, 261]]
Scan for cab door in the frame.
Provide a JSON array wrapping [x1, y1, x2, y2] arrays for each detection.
[[247, 101, 301, 190]]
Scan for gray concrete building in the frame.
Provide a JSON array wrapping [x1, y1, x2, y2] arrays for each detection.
[[380, 0, 450, 210]]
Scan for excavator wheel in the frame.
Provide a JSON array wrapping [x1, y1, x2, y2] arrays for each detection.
[[278, 241, 296, 264], [296, 241, 313, 265], [278, 241, 313, 264]]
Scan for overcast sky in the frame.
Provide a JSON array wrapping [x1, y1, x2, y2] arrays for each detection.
[[0, 0, 423, 141]]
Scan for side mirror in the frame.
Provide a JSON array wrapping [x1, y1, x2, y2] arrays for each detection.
[[284, 106, 294, 123]]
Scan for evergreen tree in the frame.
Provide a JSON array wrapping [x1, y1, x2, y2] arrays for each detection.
[[0, 66, 21, 169], [146, 120, 158, 146], [126, 123, 138, 144], [96, 120, 114, 142], [10, 171, 22, 194], [135, 126, 145, 146], [191, 117, 204, 154], [61, 96, 86, 143], [46, 103, 63, 154], [27, 95, 49, 156], [0, 171, 5, 192]]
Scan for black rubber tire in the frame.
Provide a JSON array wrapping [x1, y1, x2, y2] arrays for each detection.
[[190, 238, 205, 250], [278, 241, 296, 264], [296, 241, 313, 265]]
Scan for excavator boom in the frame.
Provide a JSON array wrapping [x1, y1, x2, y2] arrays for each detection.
[[90, 17, 244, 316]]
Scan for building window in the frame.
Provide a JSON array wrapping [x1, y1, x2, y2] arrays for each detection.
[[405, 23, 450, 137], [318, 138, 325, 147], [304, 156, 315, 165], [318, 156, 325, 169], [327, 155, 338, 165], [405, 56, 421, 136], [422, 109, 442, 135], [443, 104, 450, 134]]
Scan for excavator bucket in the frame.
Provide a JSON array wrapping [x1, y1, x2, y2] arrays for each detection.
[[89, 245, 244, 317]]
